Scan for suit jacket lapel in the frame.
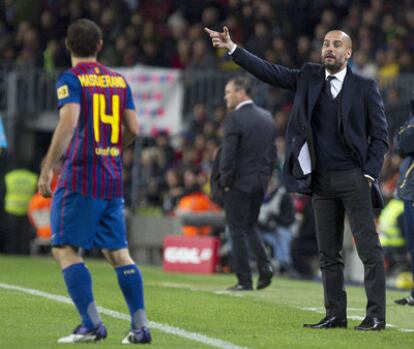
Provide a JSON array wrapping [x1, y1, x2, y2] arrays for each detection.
[[341, 68, 353, 122], [307, 69, 325, 119], [307, 66, 354, 121]]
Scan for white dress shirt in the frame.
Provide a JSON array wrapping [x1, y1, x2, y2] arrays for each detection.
[[228, 44, 237, 55], [325, 67, 347, 99], [235, 100, 253, 110]]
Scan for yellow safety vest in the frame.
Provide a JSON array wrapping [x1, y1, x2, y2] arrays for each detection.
[[379, 199, 405, 247], [5, 169, 38, 216]]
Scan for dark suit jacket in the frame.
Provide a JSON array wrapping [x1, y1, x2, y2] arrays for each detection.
[[219, 102, 277, 195], [396, 113, 414, 201], [210, 146, 223, 206], [232, 47, 389, 195]]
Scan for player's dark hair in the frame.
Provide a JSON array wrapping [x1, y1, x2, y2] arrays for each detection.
[[230, 77, 252, 96], [66, 19, 102, 57]]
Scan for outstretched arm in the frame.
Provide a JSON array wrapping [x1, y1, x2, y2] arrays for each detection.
[[205, 26, 299, 90]]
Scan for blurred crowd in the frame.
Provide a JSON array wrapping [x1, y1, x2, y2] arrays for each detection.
[[1, 0, 412, 76], [0, 0, 413, 279]]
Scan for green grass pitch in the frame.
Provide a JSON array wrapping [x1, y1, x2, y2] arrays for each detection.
[[0, 255, 413, 349]]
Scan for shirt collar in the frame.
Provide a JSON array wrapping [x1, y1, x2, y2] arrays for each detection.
[[235, 100, 253, 110], [325, 66, 347, 82]]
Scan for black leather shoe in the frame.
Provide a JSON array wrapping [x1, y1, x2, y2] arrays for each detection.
[[303, 317, 347, 329], [257, 267, 273, 290], [354, 317, 385, 331], [227, 284, 253, 291]]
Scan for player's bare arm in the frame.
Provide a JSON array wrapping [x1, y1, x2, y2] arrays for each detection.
[[38, 103, 80, 197], [204, 26, 235, 52], [122, 108, 139, 148]]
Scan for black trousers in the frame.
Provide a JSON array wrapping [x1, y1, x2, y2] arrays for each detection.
[[223, 188, 271, 285], [312, 168, 385, 320]]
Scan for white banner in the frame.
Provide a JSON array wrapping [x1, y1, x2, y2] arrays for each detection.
[[115, 66, 183, 136]]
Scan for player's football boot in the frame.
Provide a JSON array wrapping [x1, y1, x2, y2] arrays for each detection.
[[121, 326, 152, 344], [57, 323, 107, 343], [394, 296, 414, 306]]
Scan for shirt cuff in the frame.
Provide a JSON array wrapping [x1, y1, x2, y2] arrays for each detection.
[[364, 174, 375, 182], [228, 44, 237, 55]]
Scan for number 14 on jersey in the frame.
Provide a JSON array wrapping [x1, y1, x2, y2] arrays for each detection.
[[93, 93, 120, 144]]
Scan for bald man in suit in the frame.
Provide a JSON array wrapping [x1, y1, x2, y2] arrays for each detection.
[[206, 27, 388, 331]]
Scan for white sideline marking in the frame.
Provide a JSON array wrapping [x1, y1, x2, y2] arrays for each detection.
[[158, 282, 245, 297], [157, 282, 414, 333], [0, 283, 252, 349]]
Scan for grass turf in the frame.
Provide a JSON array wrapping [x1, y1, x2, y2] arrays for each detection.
[[0, 255, 413, 349]]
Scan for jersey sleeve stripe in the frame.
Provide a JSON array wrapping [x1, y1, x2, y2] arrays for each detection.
[[68, 67, 84, 192]]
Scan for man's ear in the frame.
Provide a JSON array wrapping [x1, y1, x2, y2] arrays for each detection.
[[346, 48, 352, 59], [96, 39, 103, 53]]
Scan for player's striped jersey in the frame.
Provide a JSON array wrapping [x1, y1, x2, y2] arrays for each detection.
[[56, 62, 135, 199]]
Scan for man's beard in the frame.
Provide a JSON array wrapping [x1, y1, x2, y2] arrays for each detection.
[[324, 60, 342, 73]]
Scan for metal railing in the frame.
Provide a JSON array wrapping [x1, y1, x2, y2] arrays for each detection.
[[182, 69, 273, 116], [1, 67, 413, 154], [2, 67, 413, 120]]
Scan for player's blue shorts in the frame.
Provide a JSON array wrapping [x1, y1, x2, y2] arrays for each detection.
[[50, 187, 128, 250]]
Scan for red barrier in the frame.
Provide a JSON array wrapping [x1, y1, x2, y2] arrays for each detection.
[[163, 235, 221, 274]]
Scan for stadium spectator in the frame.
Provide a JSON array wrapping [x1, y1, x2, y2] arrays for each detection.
[[378, 50, 400, 86], [394, 98, 414, 306], [175, 167, 220, 236], [140, 131, 176, 192], [295, 35, 312, 66], [257, 174, 296, 276], [170, 38, 192, 69], [211, 77, 276, 291], [351, 51, 378, 79], [290, 196, 319, 280], [206, 26, 388, 330], [378, 198, 407, 275], [245, 21, 272, 59], [37, 19, 151, 344], [154, 130, 176, 169], [144, 177, 164, 209], [162, 168, 184, 214], [200, 137, 220, 176], [28, 175, 58, 254], [3, 158, 38, 254], [193, 134, 207, 165], [187, 38, 217, 71], [188, 103, 208, 137], [380, 152, 401, 201], [202, 119, 220, 142]]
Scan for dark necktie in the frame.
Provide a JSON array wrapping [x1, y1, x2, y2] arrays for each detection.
[[324, 75, 335, 99]]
